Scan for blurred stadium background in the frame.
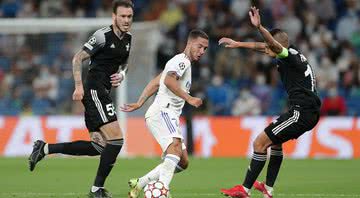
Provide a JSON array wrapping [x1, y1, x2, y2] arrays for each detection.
[[0, 0, 360, 197]]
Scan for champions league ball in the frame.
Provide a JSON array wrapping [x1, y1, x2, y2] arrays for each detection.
[[144, 181, 169, 198]]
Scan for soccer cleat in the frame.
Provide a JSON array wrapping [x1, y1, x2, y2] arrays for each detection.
[[128, 178, 142, 198], [28, 140, 46, 171], [221, 185, 250, 198], [88, 188, 112, 198], [253, 181, 273, 198]]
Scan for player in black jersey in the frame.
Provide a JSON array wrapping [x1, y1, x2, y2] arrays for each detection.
[[28, 1, 133, 197], [219, 7, 321, 198]]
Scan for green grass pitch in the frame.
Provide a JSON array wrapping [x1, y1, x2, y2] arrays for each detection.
[[1, 157, 360, 197]]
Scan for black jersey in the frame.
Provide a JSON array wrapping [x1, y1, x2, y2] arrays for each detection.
[[276, 45, 321, 111], [82, 25, 131, 90]]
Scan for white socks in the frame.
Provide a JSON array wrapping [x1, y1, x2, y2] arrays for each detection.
[[265, 184, 274, 195], [159, 154, 180, 188], [243, 186, 250, 193], [91, 186, 103, 192], [43, 143, 49, 155], [138, 164, 162, 188]]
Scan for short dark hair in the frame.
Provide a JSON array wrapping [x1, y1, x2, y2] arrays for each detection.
[[188, 29, 209, 40], [112, 0, 134, 14], [269, 28, 286, 37], [269, 28, 289, 47]]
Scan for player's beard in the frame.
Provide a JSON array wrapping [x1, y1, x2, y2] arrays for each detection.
[[114, 18, 130, 33]]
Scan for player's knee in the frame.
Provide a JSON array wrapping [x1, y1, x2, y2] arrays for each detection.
[[271, 144, 282, 150], [167, 139, 182, 156], [90, 132, 106, 147], [253, 139, 267, 153]]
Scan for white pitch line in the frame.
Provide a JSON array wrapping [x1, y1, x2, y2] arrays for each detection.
[[2, 192, 360, 197]]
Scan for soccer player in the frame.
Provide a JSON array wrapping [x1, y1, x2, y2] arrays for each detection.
[[218, 7, 321, 198], [28, 1, 134, 197], [120, 29, 209, 198]]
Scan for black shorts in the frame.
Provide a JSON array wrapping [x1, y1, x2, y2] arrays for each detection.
[[82, 88, 117, 132], [265, 107, 320, 145]]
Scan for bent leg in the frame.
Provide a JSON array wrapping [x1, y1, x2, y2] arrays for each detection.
[[159, 138, 182, 188], [46, 132, 106, 156], [93, 121, 124, 188], [243, 132, 273, 190]]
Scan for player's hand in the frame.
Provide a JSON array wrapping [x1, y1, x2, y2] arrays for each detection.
[[119, 102, 141, 112], [218, 37, 238, 48], [186, 96, 203, 108], [72, 86, 84, 101], [110, 72, 124, 88], [249, 6, 261, 28]]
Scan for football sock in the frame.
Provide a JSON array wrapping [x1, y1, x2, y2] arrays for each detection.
[[138, 164, 162, 188], [265, 184, 274, 195], [138, 162, 185, 188], [243, 186, 250, 193], [43, 143, 49, 155], [94, 139, 123, 187], [243, 152, 267, 189], [266, 148, 283, 187], [47, 141, 103, 156], [91, 186, 103, 193], [159, 154, 180, 188]]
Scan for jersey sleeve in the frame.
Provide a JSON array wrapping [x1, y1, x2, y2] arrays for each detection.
[[166, 57, 191, 77], [82, 30, 106, 56]]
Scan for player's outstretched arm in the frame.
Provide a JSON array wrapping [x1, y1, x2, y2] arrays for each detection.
[[120, 72, 162, 112], [72, 49, 90, 101], [164, 72, 202, 108], [218, 38, 276, 57], [249, 6, 283, 54]]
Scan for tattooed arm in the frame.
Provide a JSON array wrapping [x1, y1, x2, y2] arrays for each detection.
[[72, 49, 90, 101]]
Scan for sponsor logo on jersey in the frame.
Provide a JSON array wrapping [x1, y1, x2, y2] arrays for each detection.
[[126, 43, 130, 51], [110, 43, 115, 48]]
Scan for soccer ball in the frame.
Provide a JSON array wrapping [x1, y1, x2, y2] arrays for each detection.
[[144, 181, 169, 198]]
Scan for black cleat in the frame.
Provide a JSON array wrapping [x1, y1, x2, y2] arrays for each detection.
[[28, 140, 46, 171], [88, 188, 112, 198]]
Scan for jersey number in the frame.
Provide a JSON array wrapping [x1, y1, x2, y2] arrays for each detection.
[[304, 64, 315, 91], [106, 103, 116, 116]]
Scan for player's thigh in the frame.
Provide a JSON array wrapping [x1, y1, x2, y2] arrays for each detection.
[[265, 109, 319, 144], [100, 121, 123, 140], [82, 88, 118, 133], [145, 110, 183, 153]]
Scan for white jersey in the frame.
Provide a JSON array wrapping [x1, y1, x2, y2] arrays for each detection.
[[146, 53, 192, 118]]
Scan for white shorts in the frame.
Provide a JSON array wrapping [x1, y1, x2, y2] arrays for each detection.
[[145, 109, 186, 152]]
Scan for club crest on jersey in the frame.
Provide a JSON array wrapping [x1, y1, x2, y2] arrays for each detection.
[[88, 36, 96, 45], [179, 62, 185, 70]]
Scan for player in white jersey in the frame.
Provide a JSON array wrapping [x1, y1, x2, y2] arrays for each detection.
[[121, 29, 209, 198]]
